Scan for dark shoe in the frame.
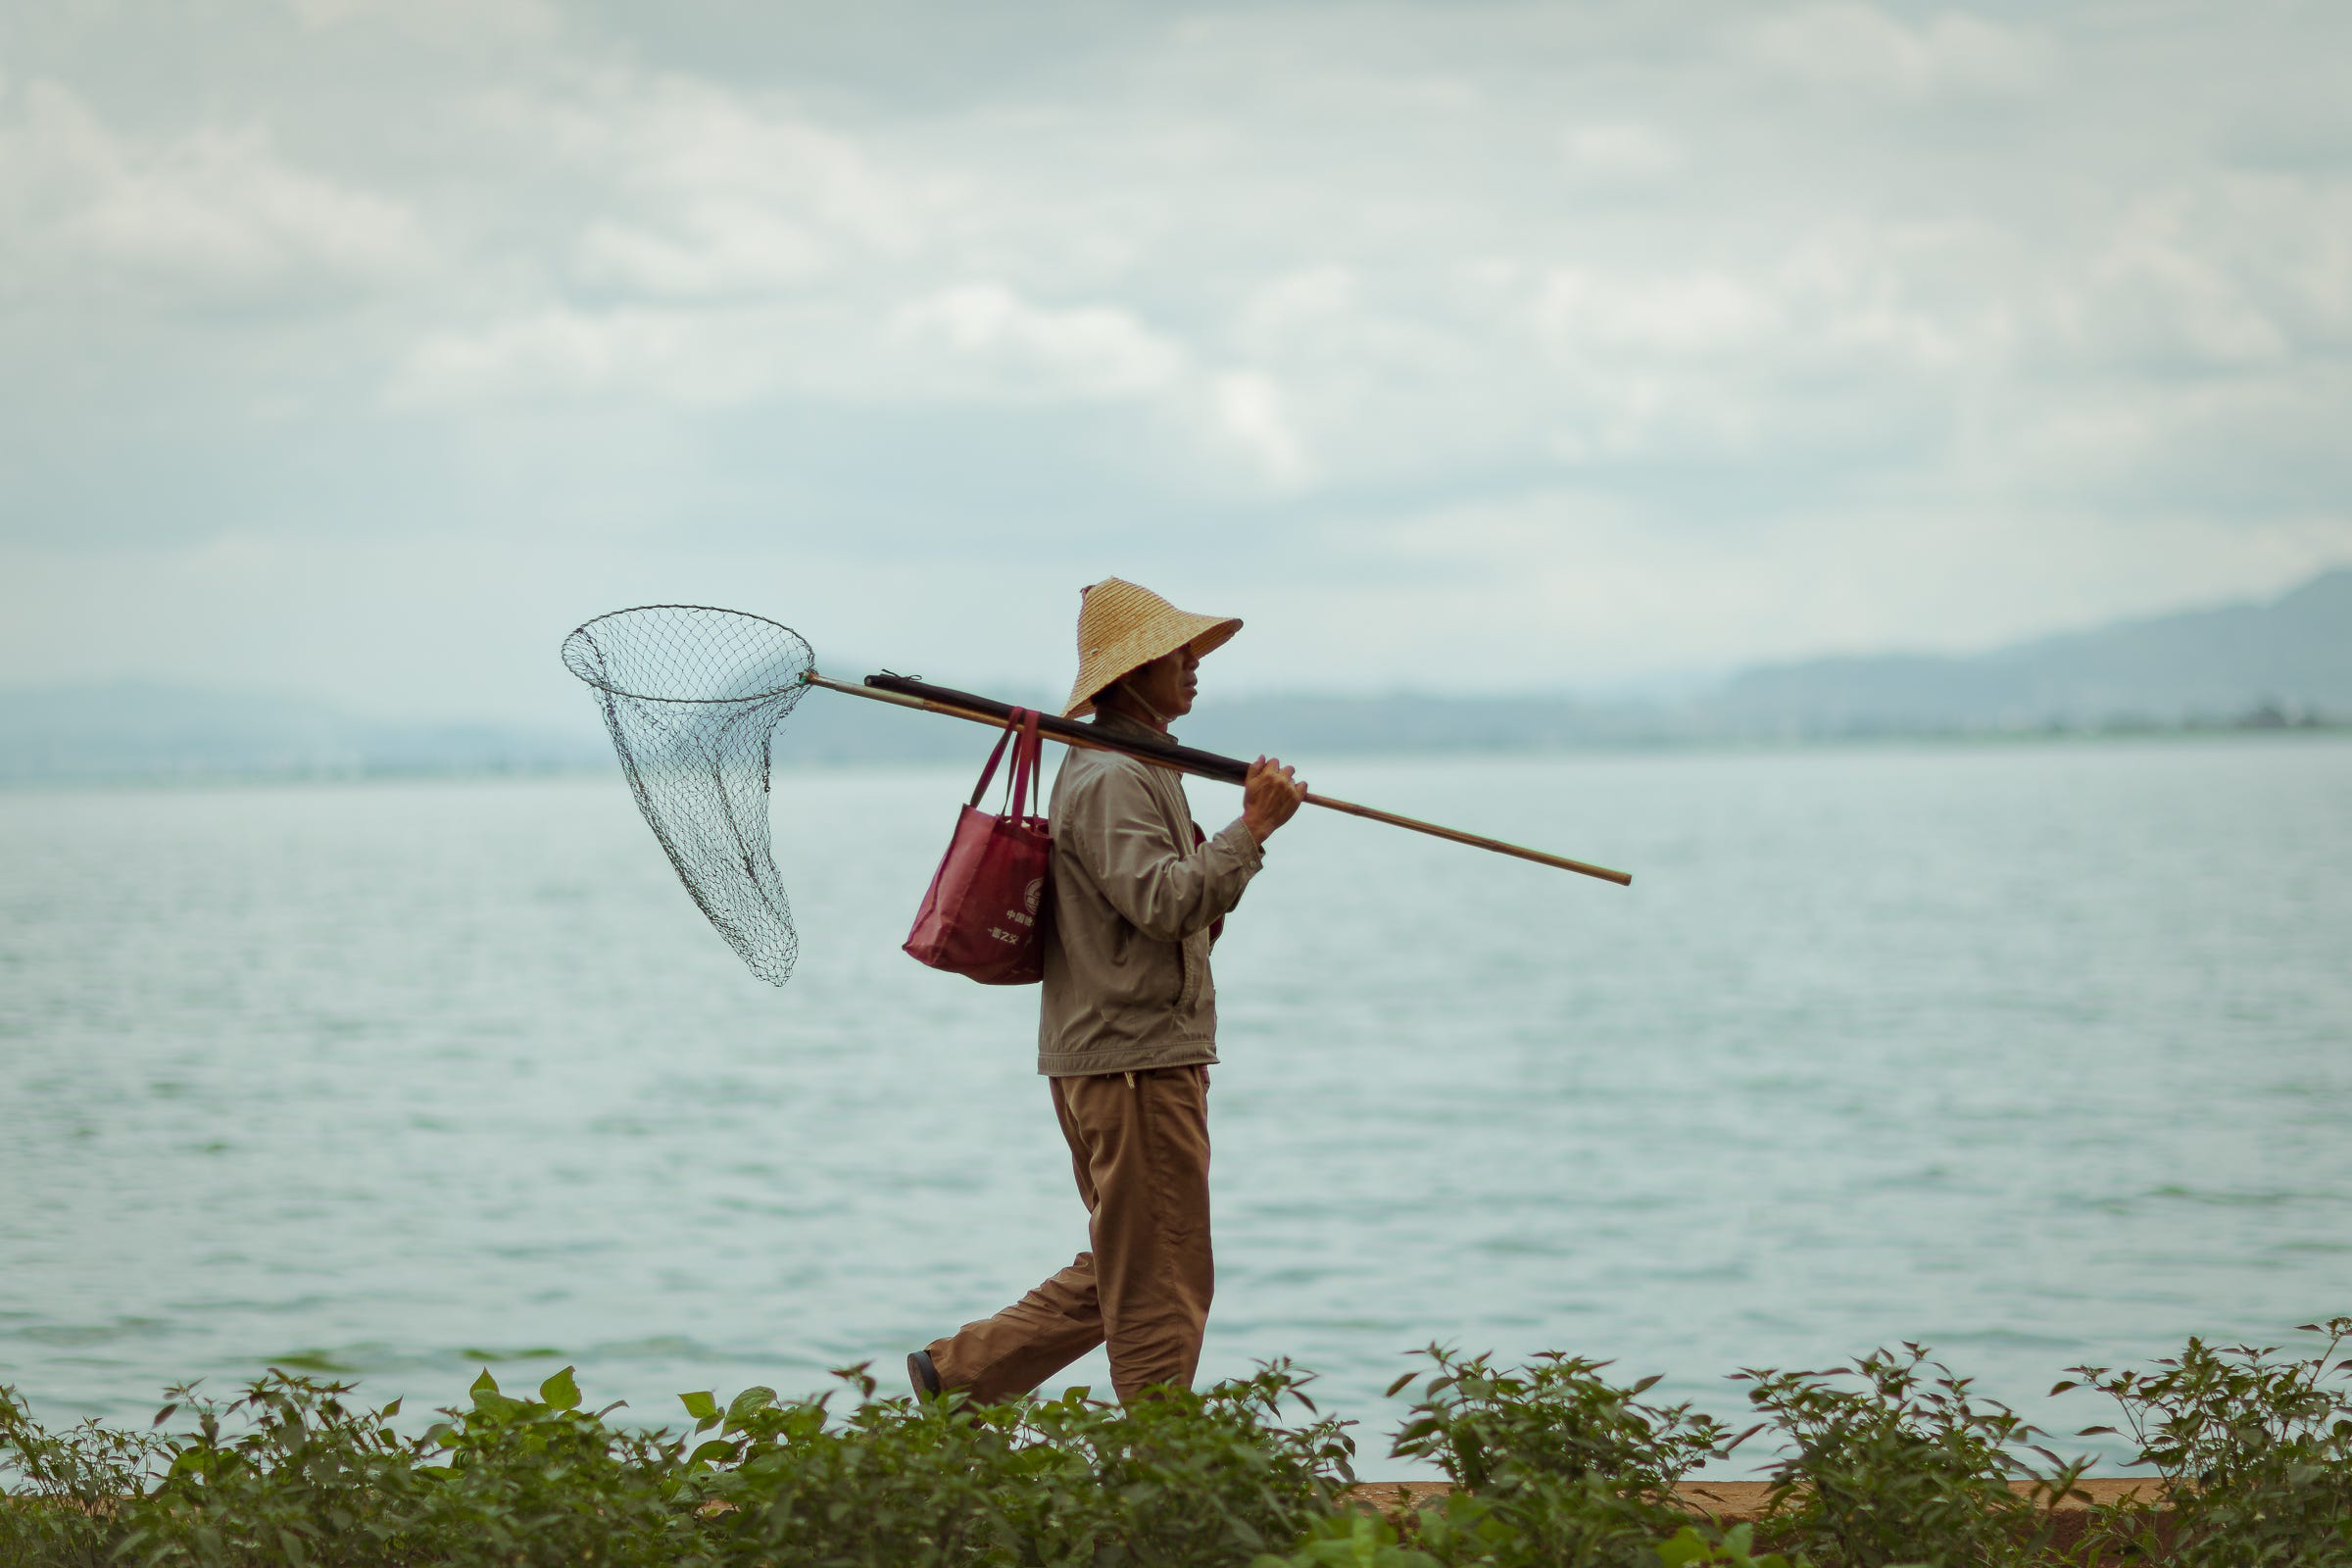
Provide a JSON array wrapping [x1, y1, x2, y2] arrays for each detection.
[[907, 1349, 942, 1397]]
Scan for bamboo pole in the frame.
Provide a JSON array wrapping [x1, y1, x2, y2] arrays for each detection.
[[802, 670, 1632, 887]]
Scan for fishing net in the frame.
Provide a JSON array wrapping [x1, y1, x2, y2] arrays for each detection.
[[563, 606, 813, 985]]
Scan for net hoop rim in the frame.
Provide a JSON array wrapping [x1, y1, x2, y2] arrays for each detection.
[[562, 603, 814, 706]]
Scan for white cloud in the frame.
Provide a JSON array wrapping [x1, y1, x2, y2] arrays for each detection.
[[392, 276, 1206, 418], [278, 0, 558, 44], [510, 71, 930, 290], [1208, 371, 1313, 489], [1560, 122, 1682, 182], [2029, 185, 2352, 376], [888, 282, 1187, 402], [7, 0, 2352, 707], [1535, 269, 1784, 357], [575, 209, 832, 298], [1236, 267, 1358, 345], [388, 304, 797, 407], [2090, 235, 2288, 368], [1747, 5, 2050, 97], [0, 82, 430, 305]]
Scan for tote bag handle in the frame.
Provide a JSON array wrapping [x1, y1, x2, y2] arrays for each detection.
[[966, 707, 1044, 818]]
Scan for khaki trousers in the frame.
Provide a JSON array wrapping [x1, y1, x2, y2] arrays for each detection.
[[926, 1065, 1212, 1404]]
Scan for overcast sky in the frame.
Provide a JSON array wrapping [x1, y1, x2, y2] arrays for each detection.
[[3, 0, 2347, 724]]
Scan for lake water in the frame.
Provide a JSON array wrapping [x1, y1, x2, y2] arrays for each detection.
[[4, 736, 2349, 1477]]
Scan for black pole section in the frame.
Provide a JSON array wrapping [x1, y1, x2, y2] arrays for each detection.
[[863, 673, 1250, 785]]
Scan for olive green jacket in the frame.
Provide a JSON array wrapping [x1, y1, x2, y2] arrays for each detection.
[[1036, 711, 1264, 1077]]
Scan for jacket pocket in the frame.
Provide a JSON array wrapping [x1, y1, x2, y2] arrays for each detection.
[[1175, 930, 1206, 1012]]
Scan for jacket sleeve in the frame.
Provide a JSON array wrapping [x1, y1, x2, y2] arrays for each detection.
[[1059, 761, 1263, 942]]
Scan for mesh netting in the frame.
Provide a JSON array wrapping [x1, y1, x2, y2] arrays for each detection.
[[563, 606, 814, 985]]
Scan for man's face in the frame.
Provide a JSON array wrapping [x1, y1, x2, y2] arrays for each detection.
[[1123, 646, 1199, 720]]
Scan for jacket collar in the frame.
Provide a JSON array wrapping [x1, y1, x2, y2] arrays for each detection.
[[1090, 708, 1178, 746]]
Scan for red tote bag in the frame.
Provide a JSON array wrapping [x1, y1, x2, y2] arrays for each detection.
[[903, 708, 1053, 985]]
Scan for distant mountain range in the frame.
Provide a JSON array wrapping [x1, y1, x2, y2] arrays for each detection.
[[1184, 567, 2352, 753], [1706, 566, 2352, 739], [3, 568, 2345, 782]]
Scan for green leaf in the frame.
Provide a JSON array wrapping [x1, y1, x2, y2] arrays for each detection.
[[678, 1390, 718, 1421], [377, 1397, 401, 1419], [539, 1366, 581, 1410], [1656, 1525, 1715, 1567], [724, 1386, 777, 1429], [688, 1438, 739, 1466], [468, 1366, 521, 1417]]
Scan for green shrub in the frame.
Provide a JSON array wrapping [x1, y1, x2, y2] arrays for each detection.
[[1655, 1522, 1805, 1568], [677, 1368, 1033, 1567], [11, 1322, 2352, 1568], [3, 1359, 1356, 1567], [1735, 1347, 2087, 1568], [411, 1366, 705, 1567], [1250, 1505, 1458, 1568], [114, 1367, 703, 1568], [2065, 1316, 2352, 1567], [697, 1360, 1354, 1566], [0, 1380, 170, 1567], [1009, 1362, 1357, 1563], [1390, 1348, 1737, 1500], [1385, 1347, 1743, 1567]]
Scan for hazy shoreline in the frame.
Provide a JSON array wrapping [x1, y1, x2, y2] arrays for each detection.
[[4, 718, 2345, 793]]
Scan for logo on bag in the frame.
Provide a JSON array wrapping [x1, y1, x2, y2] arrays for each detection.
[[1003, 876, 1045, 929]]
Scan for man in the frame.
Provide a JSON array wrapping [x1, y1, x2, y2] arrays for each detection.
[[910, 577, 1305, 1404]]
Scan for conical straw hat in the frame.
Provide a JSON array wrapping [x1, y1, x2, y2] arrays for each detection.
[[1062, 577, 1242, 717]]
